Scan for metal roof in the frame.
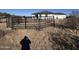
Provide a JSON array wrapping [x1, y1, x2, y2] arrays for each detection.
[[32, 11, 66, 15]]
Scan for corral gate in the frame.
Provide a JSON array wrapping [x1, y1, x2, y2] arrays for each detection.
[[6, 16, 55, 30]]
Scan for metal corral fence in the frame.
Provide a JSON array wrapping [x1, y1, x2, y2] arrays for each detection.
[[6, 16, 55, 30], [0, 17, 8, 23]]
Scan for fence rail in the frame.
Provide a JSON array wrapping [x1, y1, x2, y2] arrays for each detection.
[[6, 16, 55, 30]]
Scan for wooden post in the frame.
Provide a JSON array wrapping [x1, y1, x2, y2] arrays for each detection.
[[38, 18, 41, 31], [24, 17, 27, 29], [9, 16, 11, 28], [45, 17, 46, 27], [0, 18, 1, 23], [6, 17, 8, 28], [11, 16, 14, 30], [53, 16, 55, 27]]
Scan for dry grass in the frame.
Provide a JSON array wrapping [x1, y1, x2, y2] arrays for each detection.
[[0, 23, 79, 50], [48, 32, 79, 50]]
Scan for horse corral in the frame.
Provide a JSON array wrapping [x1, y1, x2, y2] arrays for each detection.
[[0, 14, 79, 50], [6, 16, 56, 30]]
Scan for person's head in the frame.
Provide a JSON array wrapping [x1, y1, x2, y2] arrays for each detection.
[[24, 36, 28, 40]]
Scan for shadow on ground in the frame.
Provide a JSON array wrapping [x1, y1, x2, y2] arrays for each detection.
[[20, 36, 31, 50]]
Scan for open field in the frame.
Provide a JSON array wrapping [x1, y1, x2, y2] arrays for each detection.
[[0, 23, 79, 50]]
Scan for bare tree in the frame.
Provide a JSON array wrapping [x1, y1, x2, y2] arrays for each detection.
[[65, 10, 79, 35]]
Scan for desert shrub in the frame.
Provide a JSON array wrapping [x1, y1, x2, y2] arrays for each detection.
[[48, 33, 79, 50]]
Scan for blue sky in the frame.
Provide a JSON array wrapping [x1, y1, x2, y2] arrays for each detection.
[[0, 9, 79, 16]]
